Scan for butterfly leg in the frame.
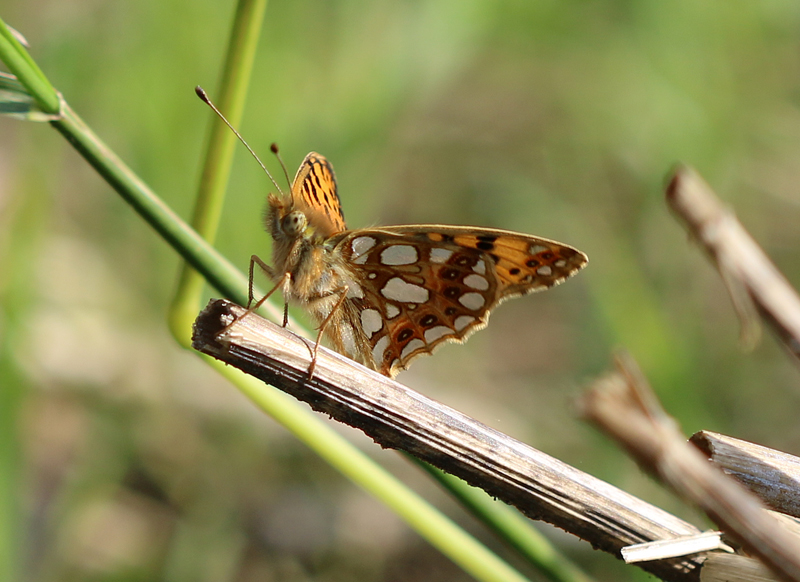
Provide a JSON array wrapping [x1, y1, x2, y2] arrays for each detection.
[[247, 254, 290, 326], [253, 274, 286, 309], [305, 286, 350, 379], [248, 254, 276, 308], [219, 270, 288, 336]]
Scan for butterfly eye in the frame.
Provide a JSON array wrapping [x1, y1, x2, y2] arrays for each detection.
[[282, 211, 308, 236]]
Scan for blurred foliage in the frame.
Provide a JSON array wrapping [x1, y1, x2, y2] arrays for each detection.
[[3, 0, 800, 580]]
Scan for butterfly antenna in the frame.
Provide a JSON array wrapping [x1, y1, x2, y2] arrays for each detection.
[[270, 143, 293, 190], [195, 86, 284, 195]]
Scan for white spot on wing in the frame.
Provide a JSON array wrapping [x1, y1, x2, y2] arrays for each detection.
[[401, 338, 425, 359], [372, 335, 390, 364], [424, 326, 452, 343], [380, 245, 418, 265], [352, 237, 376, 264], [454, 315, 475, 330], [554, 260, 566, 268], [347, 285, 364, 299], [430, 248, 453, 264], [472, 259, 486, 274], [530, 244, 548, 254], [352, 236, 376, 258], [464, 274, 489, 290], [360, 309, 383, 337], [537, 266, 553, 276], [458, 292, 485, 310], [385, 304, 400, 319], [381, 278, 429, 303]]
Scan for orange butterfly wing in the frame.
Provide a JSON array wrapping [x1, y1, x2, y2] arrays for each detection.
[[291, 152, 347, 236], [331, 226, 587, 377]]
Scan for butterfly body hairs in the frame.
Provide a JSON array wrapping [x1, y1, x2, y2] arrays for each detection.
[[260, 152, 587, 378]]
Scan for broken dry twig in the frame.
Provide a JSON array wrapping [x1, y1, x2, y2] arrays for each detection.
[[581, 352, 800, 582], [193, 299, 704, 581], [666, 166, 800, 360]]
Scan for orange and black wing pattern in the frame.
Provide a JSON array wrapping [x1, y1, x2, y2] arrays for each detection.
[[291, 152, 347, 237]]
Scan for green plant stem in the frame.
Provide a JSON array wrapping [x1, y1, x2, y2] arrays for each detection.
[[48, 103, 250, 305], [0, 16, 59, 113], [415, 460, 595, 582], [0, 15, 275, 314], [211, 358, 533, 582], [169, 0, 269, 345]]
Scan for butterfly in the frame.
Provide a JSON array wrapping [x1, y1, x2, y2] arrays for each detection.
[[247, 152, 587, 379]]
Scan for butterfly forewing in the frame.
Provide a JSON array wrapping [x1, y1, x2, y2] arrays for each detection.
[[332, 226, 587, 376], [291, 152, 347, 236]]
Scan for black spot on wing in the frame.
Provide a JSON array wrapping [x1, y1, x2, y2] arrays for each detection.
[[397, 328, 414, 343], [420, 314, 438, 327], [444, 286, 460, 299]]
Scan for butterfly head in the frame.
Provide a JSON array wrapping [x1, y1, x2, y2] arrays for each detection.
[[266, 192, 323, 246]]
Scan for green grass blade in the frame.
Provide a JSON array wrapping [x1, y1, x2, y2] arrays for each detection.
[[0, 72, 58, 121], [47, 103, 250, 305], [0, 16, 59, 113], [416, 460, 595, 582], [169, 0, 270, 344], [209, 359, 534, 582], [0, 18, 251, 307]]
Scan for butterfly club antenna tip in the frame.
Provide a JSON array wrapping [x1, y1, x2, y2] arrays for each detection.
[[270, 143, 293, 190], [194, 86, 284, 195]]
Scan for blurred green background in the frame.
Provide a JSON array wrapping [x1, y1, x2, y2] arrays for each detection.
[[3, 0, 800, 580]]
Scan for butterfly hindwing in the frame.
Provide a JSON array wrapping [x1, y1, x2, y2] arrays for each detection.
[[331, 226, 587, 376]]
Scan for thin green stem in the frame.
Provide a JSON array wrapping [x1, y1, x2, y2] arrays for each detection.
[[210, 359, 534, 582], [415, 460, 595, 582], [49, 103, 250, 305], [169, 0, 270, 346], [0, 16, 59, 113], [0, 15, 266, 310]]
